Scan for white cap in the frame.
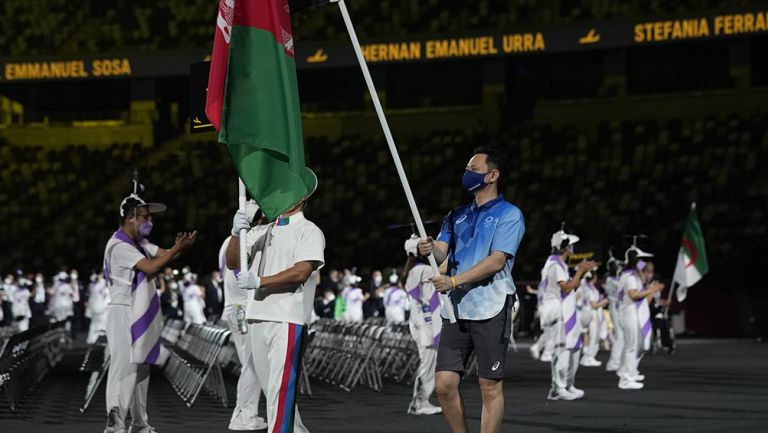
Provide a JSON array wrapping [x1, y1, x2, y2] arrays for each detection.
[[551, 230, 580, 249], [404, 235, 419, 257], [624, 246, 654, 262], [120, 194, 167, 217], [343, 275, 362, 286]]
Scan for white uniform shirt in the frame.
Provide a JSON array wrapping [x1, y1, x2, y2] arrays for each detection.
[[341, 287, 364, 322], [618, 270, 643, 310], [604, 276, 620, 303], [244, 212, 325, 325], [383, 285, 408, 323], [11, 287, 31, 319], [542, 259, 569, 302], [405, 264, 442, 348], [105, 239, 159, 306], [219, 236, 252, 308], [52, 282, 75, 314], [581, 280, 600, 311], [88, 279, 110, 316]]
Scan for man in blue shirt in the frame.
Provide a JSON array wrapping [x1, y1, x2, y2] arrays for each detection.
[[418, 147, 524, 433]]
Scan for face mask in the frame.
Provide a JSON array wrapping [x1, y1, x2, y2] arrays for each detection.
[[138, 220, 153, 239], [36, 276, 43, 283], [373, 276, 382, 287], [461, 170, 489, 193], [4, 278, 11, 284]]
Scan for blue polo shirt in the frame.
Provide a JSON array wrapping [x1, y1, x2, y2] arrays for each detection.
[[437, 195, 525, 320]]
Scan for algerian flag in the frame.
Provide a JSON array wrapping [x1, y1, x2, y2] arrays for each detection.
[[672, 203, 709, 302], [208, 0, 316, 221]]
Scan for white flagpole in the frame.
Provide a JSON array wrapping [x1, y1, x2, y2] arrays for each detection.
[[663, 280, 676, 318], [334, 0, 456, 323], [238, 180, 248, 274]]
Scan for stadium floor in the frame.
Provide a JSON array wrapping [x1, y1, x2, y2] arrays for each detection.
[[2, 338, 767, 433]]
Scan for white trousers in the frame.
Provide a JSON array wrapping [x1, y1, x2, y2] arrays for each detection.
[[584, 310, 600, 360], [552, 348, 580, 390], [184, 302, 206, 324], [88, 312, 107, 344], [105, 305, 150, 430], [606, 303, 624, 369], [409, 343, 437, 410], [224, 305, 263, 420], [618, 306, 641, 379], [250, 321, 309, 433], [538, 301, 558, 357], [543, 301, 581, 390]]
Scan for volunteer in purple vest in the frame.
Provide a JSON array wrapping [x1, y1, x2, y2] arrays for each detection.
[[616, 246, 663, 390], [539, 228, 596, 401], [403, 236, 443, 415], [579, 268, 608, 367], [102, 194, 196, 433], [384, 271, 408, 323], [604, 258, 624, 372]]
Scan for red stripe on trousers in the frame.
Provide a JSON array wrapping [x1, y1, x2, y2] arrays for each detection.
[[273, 323, 296, 431]]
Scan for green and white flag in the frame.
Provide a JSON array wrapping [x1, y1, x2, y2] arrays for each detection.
[[673, 203, 709, 302]]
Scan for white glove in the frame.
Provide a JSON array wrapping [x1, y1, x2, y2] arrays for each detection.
[[238, 271, 261, 290], [231, 209, 251, 237]]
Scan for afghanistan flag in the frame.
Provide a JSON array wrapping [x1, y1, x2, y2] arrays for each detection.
[[672, 203, 709, 302], [206, 0, 315, 221]]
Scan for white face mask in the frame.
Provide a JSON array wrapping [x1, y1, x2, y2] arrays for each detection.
[[4, 278, 11, 285], [373, 276, 382, 286], [36, 276, 43, 283]]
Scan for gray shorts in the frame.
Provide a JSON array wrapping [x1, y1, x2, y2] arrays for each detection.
[[436, 296, 511, 380]]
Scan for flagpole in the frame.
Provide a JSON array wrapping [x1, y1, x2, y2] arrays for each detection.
[[333, 0, 456, 323], [663, 280, 676, 318], [238, 179, 248, 274]]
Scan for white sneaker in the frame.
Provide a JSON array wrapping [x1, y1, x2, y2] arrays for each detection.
[[605, 363, 619, 372], [579, 357, 602, 367], [529, 344, 541, 360], [229, 415, 268, 431], [540, 352, 553, 362], [618, 379, 644, 390], [630, 374, 645, 382], [409, 403, 443, 415], [547, 387, 579, 401], [566, 386, 585, 399]]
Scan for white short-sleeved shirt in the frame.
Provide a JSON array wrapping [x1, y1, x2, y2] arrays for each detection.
[[105, 237, 159, 305], [618, 270, 643, 310], [542, 259, 569, 302], [220, 236, 249, 308], [244, 212, 325, 325], [604, 276, 620, 303], [384, 286, 408, 322], [342, 287, 364, 321], [580, 280, 600, 311]]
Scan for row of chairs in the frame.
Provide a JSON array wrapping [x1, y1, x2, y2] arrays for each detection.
[[162, 321, 232, 408], [0, 320, 70, 411], [304, 318, 421, 392], [79, 334, 109, 413]]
